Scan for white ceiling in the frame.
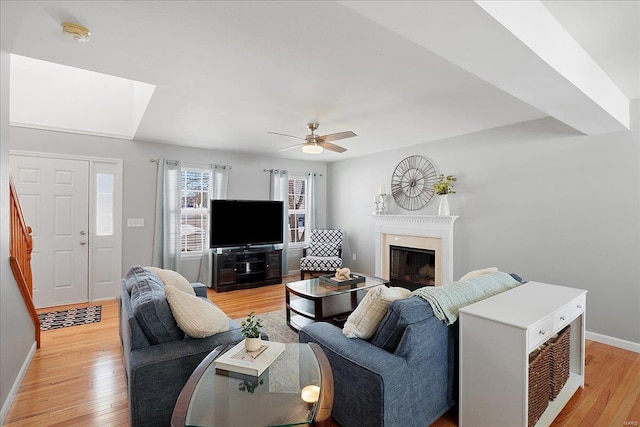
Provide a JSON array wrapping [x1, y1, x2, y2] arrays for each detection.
[[1, 0, 638, 162]]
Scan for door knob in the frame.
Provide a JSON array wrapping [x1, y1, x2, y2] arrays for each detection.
[[80, 230, 87, 235], [80, 240, 87, 245]]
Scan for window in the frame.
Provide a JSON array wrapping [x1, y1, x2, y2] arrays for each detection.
[[96, 173, 114, 236], [288, 175, 306, 246], [180, 167, 211, 254]]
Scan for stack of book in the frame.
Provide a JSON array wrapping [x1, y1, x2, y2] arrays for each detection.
[[214, 340, 286, 377]]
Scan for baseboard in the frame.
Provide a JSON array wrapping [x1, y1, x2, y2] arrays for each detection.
[[0, 341, 37, 424], [586, 330, 640, 353]]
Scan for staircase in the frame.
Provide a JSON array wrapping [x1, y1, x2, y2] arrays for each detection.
[[9, 175, 40, 348]]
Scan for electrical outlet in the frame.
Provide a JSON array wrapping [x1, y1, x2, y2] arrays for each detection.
[[352, 253, 357, 261]]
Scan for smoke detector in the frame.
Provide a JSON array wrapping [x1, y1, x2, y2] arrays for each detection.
[[62, 22, 91, 42]]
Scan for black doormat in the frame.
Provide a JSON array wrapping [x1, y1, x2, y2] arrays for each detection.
[[38, 305, 102, 331]]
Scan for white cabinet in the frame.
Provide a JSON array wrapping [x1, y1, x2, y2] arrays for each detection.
[[459, 281, 586, 427]]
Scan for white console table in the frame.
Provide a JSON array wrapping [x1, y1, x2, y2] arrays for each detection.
[[459, 281, 586, 427]]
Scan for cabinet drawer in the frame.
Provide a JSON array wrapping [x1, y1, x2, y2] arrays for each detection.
[[553, 305, 571, 330], [528, 317, 552, 350], [571, 294, 586, 318]]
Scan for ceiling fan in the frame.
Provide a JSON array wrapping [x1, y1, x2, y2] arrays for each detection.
[[270, 123, 357, 154]]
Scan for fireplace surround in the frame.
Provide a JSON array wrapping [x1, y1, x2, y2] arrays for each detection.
[[373, 214, 458, 286]]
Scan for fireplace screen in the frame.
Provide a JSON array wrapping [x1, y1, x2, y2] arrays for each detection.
[[389, 245, 435, 290]]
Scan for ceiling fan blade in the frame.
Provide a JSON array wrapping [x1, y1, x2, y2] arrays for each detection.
[[276, 142, 305, 152], [318, 130, 357, 142], [268, 131, 306, 141], [319, 141, 347, 153]]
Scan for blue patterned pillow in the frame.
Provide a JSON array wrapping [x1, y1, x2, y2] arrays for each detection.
[[129, 268, 183, 344]]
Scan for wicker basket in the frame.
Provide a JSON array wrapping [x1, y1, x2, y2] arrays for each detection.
[[549, 325, 571, 400], [528, 343, 551, 427]]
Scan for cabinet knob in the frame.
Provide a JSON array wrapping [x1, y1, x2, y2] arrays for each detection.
[[577, 304, 583, 309], [539, 330, 546, 335], [560, 316, 566, 321]]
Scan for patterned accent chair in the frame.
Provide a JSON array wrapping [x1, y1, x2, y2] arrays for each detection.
[[300, 229, 344, 280]]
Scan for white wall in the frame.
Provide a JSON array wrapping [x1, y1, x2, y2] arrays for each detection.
[[328, 104, 640, 344], [0, 42, 37, 423], [10, 127, 327, 282]]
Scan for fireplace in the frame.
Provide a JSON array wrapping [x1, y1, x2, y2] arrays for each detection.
[[372, 214, 457, 286], [390, 246, 436, 290]]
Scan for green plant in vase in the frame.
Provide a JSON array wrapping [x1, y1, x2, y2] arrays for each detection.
[[433, 174, 456, 215], [241, 312, 263, 351]]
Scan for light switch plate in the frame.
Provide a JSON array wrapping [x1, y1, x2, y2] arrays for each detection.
[[127, 218, 144, 227]]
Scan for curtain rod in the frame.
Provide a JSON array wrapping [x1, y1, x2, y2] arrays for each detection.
[[263, 169, 323, 176], [150, 159, 231, 169]]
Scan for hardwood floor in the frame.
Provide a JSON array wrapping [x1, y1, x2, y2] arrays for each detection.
[[5, 277, 640, 426]]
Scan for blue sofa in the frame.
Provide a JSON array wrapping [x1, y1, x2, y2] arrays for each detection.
[[118, 266, 247, 427], [299, 296, 458, 427]]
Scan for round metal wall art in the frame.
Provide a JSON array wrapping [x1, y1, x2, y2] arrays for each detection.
[[390, 155, 438, 211]]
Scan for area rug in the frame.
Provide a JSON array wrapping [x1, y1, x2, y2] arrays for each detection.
[[237, 309, 299, 343], [38, 305, 102, 331]]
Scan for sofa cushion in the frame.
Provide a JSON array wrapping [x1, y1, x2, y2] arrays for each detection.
[[124, 265, 149, 294], [343, 285, 411, 339], [144, 266, 195, 295], [130, 271, 184, 344], [370, 296, 436, 353], [165, 285, 229, 338], [459, 267, 498, 281]]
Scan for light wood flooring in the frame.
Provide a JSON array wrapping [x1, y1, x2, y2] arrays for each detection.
[[5, 278, 640, 426]]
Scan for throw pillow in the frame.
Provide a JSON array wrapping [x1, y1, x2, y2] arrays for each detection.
[[343, 285, 411, 339], [308, 243, 340, 257], [164, 285, 229, 338], [145, 266, 195, 295], [130, 274, 184, 344], [459, 267, 498, 282]]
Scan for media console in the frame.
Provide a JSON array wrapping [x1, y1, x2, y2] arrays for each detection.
[[212, 249, 282, 292]]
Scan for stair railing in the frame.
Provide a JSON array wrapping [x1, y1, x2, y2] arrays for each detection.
[[9, 175, 40, 348]]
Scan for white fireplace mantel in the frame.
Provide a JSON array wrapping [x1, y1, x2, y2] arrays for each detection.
[[372, 214, 458, 285]]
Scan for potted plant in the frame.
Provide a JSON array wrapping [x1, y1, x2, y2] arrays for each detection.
[[433, 174, 456, 215], [241, 311, 263, 351]]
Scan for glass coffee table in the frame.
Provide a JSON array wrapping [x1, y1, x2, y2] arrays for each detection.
[[285, 274, 389, 331], [171, 342, 333, 427]]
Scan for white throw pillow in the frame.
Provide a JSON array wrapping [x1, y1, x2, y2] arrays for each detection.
[[459, 267, 498, 282], [145, 267, 195, 295], [343, 285, 411, 339], [164, 285, 229, 338]]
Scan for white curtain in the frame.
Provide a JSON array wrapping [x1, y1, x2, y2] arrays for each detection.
[[198, 164, 231, 287], [270, 169, 289, 273], [307, 172, 319, 237], [152, 159, 182, 271]]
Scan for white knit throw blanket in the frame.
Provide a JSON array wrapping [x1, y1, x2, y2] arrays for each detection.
[[411, 272, 521, 325]]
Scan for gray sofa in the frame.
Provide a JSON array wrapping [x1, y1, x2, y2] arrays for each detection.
[[299, 295, 458, 427], [118, 266, 246, 427]]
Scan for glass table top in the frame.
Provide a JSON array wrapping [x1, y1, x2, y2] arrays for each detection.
[[286, 274, 388, 298], [185, 343, 322, 427]]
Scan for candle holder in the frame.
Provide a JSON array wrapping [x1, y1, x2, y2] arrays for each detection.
[[374, 193, 388, 215]]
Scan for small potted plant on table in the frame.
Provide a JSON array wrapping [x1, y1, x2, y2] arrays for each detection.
[[241, 311, 263, 351]]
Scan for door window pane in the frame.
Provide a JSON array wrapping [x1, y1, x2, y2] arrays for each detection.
[[96, 173, 114, 236]]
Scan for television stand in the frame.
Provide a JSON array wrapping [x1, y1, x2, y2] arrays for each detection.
[[212, 248, 282, 292]]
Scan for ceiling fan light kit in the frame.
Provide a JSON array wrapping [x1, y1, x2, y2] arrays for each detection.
[[270, 122, 357, 154], [62, 22, 91, 42], [302, 144, 323, 154]]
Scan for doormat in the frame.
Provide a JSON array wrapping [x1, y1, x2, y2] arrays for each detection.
[[38, 305, 102, 331]]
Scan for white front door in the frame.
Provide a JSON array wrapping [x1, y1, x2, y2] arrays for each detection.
[[10, 155, 89, 308]]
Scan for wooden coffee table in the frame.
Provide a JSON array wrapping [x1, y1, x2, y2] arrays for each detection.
[[286, 274, 388, 331], [171, 342, 333, 427]]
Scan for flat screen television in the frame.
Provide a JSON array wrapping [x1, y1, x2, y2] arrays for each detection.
[[210, 199, 284, 248]]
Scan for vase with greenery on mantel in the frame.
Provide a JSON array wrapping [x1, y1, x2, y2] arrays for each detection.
[[241, 311, 263, 351], [433, 174, 456, 216]]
